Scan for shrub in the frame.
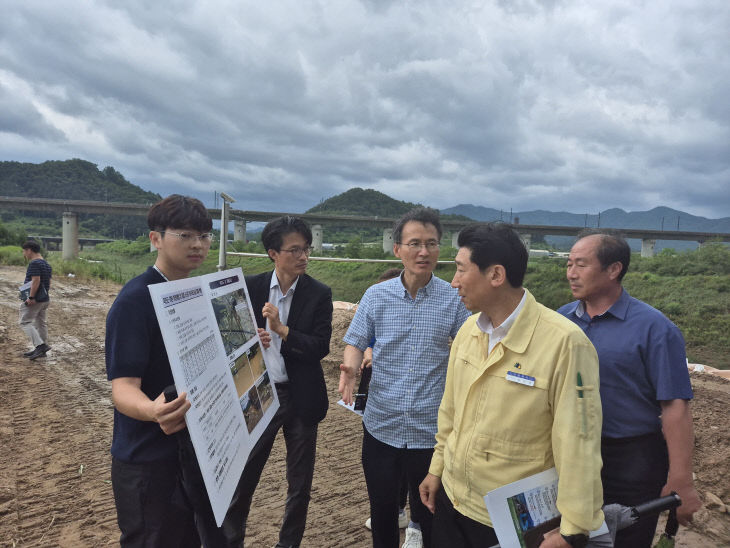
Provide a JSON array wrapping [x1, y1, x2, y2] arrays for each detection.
[[0, 245, 25, 265], [95, 236, 150, 256], [0, 221, 26, 246]]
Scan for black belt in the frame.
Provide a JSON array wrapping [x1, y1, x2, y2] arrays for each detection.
[[601, 431, 664, 446]]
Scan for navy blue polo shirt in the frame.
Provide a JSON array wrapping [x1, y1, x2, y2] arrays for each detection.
[[25, 259, 52, 301], [106, 267, 177, 463], [558, 289, 693, 438]]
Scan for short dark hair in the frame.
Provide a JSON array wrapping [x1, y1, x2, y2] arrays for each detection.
[[393, 207, 442, 243], [457, 223, 527, 288], [147, 195, 212, 232], [22, 240, 41, 253], [377, 268, 402, 282], [577, 230, 631, 281], [261, 216, 312, 257]]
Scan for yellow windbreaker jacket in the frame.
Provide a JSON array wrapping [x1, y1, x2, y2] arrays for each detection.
[[429, 289, 604, 535]]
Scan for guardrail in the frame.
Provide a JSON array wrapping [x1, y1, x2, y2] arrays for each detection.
[[225, 251, 455, 265]]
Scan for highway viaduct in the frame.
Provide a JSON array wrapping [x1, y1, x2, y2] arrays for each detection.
[[1, 196, 728, 261]]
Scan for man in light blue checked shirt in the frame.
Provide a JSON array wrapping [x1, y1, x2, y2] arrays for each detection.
[[339, 208, 470, 548]]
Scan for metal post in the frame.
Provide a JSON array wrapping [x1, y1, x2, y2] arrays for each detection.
[[217, 193, 236, 271]]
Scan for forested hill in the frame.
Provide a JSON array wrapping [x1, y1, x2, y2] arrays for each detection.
[[306, 187, 471, 221], [0, 159, 161, 239], [306, 188, 419, 217], [0, 159, 160, 203]]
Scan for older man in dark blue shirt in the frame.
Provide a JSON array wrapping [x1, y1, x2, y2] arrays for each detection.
[[558, 232, 701, 548]]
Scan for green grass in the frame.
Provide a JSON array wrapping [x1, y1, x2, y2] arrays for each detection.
[[3, 242, 727, 369]]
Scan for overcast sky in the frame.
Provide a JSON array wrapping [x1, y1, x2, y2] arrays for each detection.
[[1, 1, 728, 218]]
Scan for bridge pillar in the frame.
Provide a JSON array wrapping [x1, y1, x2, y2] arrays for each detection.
[[383, 228, 394, 254], [451, 231, 460, 249], [62, 212, 79, 260], [641, 239, 656, 258], [312, 224, 323, 253], [233, 219, 246, 243], [520, 233, 532, 253]]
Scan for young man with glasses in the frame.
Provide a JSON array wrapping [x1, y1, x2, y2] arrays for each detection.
[[105, 194, 213, 547], [340, 208, 470, 548], [213, 215, 333, 548]]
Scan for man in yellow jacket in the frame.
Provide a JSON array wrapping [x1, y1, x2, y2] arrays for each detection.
[[419, 223, 604, 548]]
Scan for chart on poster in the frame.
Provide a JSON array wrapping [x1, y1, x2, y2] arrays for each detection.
[[149, 267, 279, 526]]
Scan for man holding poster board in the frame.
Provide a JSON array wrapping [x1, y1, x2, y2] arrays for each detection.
[[419, 223, 604, 548], [105, 195, 213, 547]]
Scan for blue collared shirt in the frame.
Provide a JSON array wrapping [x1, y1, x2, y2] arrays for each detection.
[[558, 289, 693, 438], [344, 274, 471, 448]]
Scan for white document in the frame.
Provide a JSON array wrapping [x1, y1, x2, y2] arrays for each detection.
[[337, 399, 364, 416], [149, 267, 279, 526], [484, 467, 608, 548]]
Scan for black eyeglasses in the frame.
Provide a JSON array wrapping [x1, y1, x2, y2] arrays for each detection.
[[279, 246, 314, 258]]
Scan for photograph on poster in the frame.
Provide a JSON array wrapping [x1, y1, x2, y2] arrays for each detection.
[[231, 352, 256, 398], [256, 371, 274, 414], [230, 342, 268, 400], [243, 384, 264, 433], [211, 288, 257, 356]]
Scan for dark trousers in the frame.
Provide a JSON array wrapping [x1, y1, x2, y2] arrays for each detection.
[[236, 383, 318, 547], [362, 426, 433, 548], [182, 383, 318, 548], [432, 487, 498, 548], [602, 432, 669, 548], [399, 466, 409, 511], [178, 432, 236, 547], [111, 457, 200, 548]]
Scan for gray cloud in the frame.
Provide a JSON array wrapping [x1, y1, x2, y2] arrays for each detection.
[[0, 0, 728, 218]]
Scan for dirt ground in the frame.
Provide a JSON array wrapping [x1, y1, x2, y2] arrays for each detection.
[[0, 265, 728, 547]]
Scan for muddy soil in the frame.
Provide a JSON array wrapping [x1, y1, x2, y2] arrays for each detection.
[[0, 265, 728, 547]]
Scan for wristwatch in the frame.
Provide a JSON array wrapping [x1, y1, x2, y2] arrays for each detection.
[[28, 296, 35, 300], [561, 534, 588, 548]]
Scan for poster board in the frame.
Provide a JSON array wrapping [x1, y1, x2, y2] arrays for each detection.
[[149, 267, 279, 526]]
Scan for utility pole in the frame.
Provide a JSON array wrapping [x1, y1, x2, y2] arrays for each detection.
[[217, 192, 236, 271]]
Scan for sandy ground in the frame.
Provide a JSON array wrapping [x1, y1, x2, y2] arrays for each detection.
[[0, 265, 728, 547]]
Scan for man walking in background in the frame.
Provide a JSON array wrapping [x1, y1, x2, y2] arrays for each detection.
[[19, 240, 52, 360], [559, 231, 701, 547], [340, 207, 470, 548]]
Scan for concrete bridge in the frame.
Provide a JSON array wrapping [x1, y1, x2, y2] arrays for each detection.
[[2, 196, 728, 260], [28, 235, 114, 251]]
